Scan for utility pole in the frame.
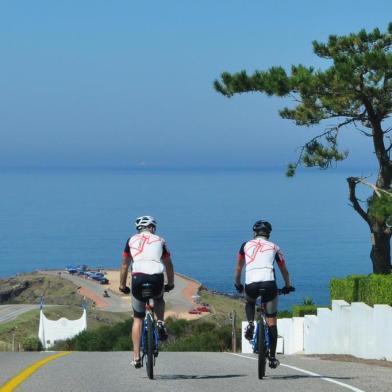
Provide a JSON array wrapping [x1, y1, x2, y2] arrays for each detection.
[[11, 331, 15, 352], [229, 310, 237, 353]]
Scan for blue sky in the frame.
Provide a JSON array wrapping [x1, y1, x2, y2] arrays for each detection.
[[1, 0, 392, 170]]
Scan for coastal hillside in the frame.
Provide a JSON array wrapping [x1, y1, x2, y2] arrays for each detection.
[[0, 273, 86, 306]]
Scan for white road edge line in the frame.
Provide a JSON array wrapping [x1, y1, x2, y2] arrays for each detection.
[[228, 353, 366, 392]]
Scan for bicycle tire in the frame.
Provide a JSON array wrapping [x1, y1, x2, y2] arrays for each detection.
[[258, 319, 266, 379], [146, 315, 154, 379]]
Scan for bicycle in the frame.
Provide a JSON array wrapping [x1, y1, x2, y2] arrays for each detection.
[[140, 283, 160, 379], [251, 287, 295, 379]]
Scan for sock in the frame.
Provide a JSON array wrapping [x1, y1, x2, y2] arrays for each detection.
[[245, 302, 255, 321], [268, 325, 278, 357]]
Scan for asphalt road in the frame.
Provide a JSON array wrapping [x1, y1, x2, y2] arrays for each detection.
[[1, 352, 391, 392], [0, 305, 42, 323], [42, 270, 198, 315], [42, 271, 130, 312]]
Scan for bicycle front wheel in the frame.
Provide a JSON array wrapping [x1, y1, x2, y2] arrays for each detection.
[[258, 319, 266, 379], [146, 316, 154, 379]]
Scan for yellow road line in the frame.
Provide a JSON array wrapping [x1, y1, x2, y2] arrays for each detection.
[[0, 351, 71, 392]]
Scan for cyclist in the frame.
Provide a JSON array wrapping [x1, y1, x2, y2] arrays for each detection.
[[234, 220, 293, 369], [119, 215, 175, 369]]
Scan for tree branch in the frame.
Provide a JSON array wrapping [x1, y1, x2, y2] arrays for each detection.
[[355, 177, 392, 197], [347, 177, 371, 226]]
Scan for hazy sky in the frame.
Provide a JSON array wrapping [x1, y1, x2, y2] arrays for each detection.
[[1, 0, 392, 169]]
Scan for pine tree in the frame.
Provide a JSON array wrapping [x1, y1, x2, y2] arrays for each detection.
[[215, 24, 392, 274]]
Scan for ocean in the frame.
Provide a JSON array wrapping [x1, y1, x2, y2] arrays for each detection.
[[0, 168, 373, 308]]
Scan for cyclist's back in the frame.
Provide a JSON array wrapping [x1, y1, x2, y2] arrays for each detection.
[[127, 231, 168, 275], [241, 236, 284, 284]]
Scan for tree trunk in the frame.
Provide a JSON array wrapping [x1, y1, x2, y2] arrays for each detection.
[[347, 177, 391, 274], [370, 226, 391, 274]]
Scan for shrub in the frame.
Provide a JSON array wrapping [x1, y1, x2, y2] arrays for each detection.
[[163, 325, 232, 352], [330, 274, 392, 306], [53, 319, 133, 351], [292, 305, 317, 317], [164, 317, 189, 337], [22, 336, 43, 351], [277, 310, 293, 318]]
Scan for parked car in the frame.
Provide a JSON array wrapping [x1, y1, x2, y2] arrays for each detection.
[[99, 277, 109, 285]]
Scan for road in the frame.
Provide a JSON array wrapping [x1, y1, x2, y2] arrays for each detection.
[[0, 305, 43, 323], [1, 352, 391, 392], [42, 271, 130, 312], [42, 270, 200, 316]]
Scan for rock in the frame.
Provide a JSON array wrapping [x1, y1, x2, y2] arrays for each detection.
[[0, 281, 30, 303]]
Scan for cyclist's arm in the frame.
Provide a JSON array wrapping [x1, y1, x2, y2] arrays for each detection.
[[235, 242, 246, 285], [120, 255, 132, 289], [275, 251, 291, 287], [161, 243, 174, 286], [120, 240, 132, 289], [162, 256, 174, 286], [235, 257, 245, 286]]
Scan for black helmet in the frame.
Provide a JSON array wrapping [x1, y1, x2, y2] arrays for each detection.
[[252, 220, 272, 236]]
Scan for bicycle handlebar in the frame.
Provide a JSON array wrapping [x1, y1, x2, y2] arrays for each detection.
[[278, 286, 296, 295]]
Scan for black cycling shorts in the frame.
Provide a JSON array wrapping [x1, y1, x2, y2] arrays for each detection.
[[131, 273, 164, 318], [245, 281, 278, 317]]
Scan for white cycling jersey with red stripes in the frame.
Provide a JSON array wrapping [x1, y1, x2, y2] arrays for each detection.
[[238, 237, 285, 284], [123, 231, 171, 275]]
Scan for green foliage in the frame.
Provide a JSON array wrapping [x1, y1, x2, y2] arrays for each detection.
[[330, 274, 392, 305], [302, 297, 315, 306], [162, 323, 232, 352], [214, 23, 392, 176], [292, 305, 317, 317], [277, 310, 293, 318], [368, 190, 392, 223], [22, 336, 43, 351], [53, 319, 133, 351], [164, 317, 189, 337], [52, 317, 235, 352]]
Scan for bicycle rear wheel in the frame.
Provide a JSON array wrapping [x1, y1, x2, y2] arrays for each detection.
[[258, 319, 266, 379], [146, 316, 154, 379]]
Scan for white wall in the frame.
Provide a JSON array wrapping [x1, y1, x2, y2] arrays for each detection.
[[277, 317, 304, 354], [304, 300, 392, 361], [38, 308, 87, 349], [241, 301, 392, 361]]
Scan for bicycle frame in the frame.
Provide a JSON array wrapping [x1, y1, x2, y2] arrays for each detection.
[[251, 303, 270, 356], [140, 296, 160, 379], [140, 302, 159, 361]]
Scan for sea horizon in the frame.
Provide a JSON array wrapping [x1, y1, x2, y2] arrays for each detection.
[[0, 167, 375, 308]]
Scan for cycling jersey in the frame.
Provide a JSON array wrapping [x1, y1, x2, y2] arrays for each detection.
[[123, 232, 170, 275], [238, 237, 285, 284]]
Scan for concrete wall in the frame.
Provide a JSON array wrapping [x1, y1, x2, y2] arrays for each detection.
[[304, 300, 392, 361], [241, 301, 392, 361], [277, 317, 304, 354]]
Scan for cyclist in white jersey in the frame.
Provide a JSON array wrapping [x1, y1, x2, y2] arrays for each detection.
[[119, 216, 174, 369], [234, 220, 293, 369]]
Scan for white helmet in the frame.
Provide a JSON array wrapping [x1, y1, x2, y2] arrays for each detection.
[[135, 215, 157, 231]]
